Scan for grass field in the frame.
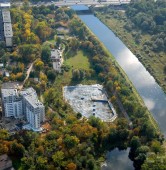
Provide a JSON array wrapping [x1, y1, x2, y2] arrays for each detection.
[[54, 49, 98, 87], [65, 50, 91, 70]]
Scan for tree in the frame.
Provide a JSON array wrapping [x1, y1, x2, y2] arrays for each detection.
[[151, 140, 163, 154], [35, 21, 52, 41], [41, 45, 51, 63], [52, 151, 65, 166], [64, 135, 79, 149], [10, 141, 25, 157], [34, 60, 44, 71], [47, 69, 56, 81], [66, 162, 77, 170]]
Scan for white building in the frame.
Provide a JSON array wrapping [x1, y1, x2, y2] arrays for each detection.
[[50, 49, 63, 72], [0, 5, 13, 47], [1, 87, 45, 130], [1, 89, 23, 118], [3, 11, 13, 47], [20, 88, 45, 130]]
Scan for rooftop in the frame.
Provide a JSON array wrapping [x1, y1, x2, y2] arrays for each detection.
[[1, 88, 18, 97], [63, 84, 117, 122], [2, 9, 11, 22], [1, 82, 21, 89], [20, 88, 44, 109], [4, 22, 13, 37], [51, 49, 62, 60], [0, 2, 10, 8]]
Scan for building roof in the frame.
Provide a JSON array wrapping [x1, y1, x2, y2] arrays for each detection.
[[20, 88, 44, 109], [1, 82, 20, 89], [2, 9, 11, 22], [4, 22, 13, 37], [0, 3, 10, 8], [51, 49, 61, 60], [0, 154, 13, 170], [1, 88, 18, 97]]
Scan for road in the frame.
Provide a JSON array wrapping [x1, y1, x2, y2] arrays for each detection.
[[18, 62, 34, 90], [12, 0, 131, 7]]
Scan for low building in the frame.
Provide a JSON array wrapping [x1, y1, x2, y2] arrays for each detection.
[[0, 154, 14, 170], [50, 49, 63, 72], [1, 86, 45, 131], [63, 84, 117, 122]]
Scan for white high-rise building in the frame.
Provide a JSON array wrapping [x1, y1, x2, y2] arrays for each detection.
[[1, 89, 23, 118], [1, 87, 45, 130], [20, 88, 45, 129]]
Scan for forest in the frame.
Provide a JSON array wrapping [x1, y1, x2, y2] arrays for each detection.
[[126, 0, 166, 52], [0, 2, 165, 170], [94, 0, 166, 93]]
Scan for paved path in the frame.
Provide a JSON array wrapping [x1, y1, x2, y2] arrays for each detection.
[[113, 91, 132, 125], [18, 62, 34, 90]]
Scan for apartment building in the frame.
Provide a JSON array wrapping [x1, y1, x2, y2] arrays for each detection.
[[1, 88, 23, 118], [20, 88, 45, 129], [0, 1, 13, 47], [1, 87, 45, 130]]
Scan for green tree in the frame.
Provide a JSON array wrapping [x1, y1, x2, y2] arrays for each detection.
[[52, 151, 65, 166], [41, 45, 51, 63]]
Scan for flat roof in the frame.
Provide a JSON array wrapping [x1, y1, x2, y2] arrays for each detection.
[[51, 49, 61, 60], [20, 88, 44, 109], [63, 84, 117, 122], [2, 10, 11, 22], [1, 88, 18, 97], [0, 2, 10, 7], [1, 82, 21, 89], [4, 22, 13, 37]]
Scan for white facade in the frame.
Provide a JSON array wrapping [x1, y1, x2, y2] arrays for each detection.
[[51, 49, 63, 72], [20, 88, 45, 129], [1, 89, 23, 118], [1, 87, 45, 130]]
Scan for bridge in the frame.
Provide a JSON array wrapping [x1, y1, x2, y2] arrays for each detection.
[[30, 0, 131, 7]]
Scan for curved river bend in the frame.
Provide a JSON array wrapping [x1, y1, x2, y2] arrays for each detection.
[[72, 5, 166, 136]]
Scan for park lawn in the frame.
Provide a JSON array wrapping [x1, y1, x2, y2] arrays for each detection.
[[54, 50, 98, 86], [65, 50, 91, 71]]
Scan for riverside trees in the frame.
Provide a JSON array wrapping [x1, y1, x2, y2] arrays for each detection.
[[0, 4, 165, 170]]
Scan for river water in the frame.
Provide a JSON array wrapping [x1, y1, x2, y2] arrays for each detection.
[[72, 5, 166, 170], [78, 14, 166, 132]]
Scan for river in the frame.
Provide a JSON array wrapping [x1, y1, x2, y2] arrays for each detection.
[[71, 5, 166, 169], [72, 5, 166, 136]]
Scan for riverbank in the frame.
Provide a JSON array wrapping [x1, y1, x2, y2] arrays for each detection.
[[94, 8, 166, 93], [82, 16, 160, 132]]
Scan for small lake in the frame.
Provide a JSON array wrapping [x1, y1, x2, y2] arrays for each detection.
[[102, 148, 134, 170]]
